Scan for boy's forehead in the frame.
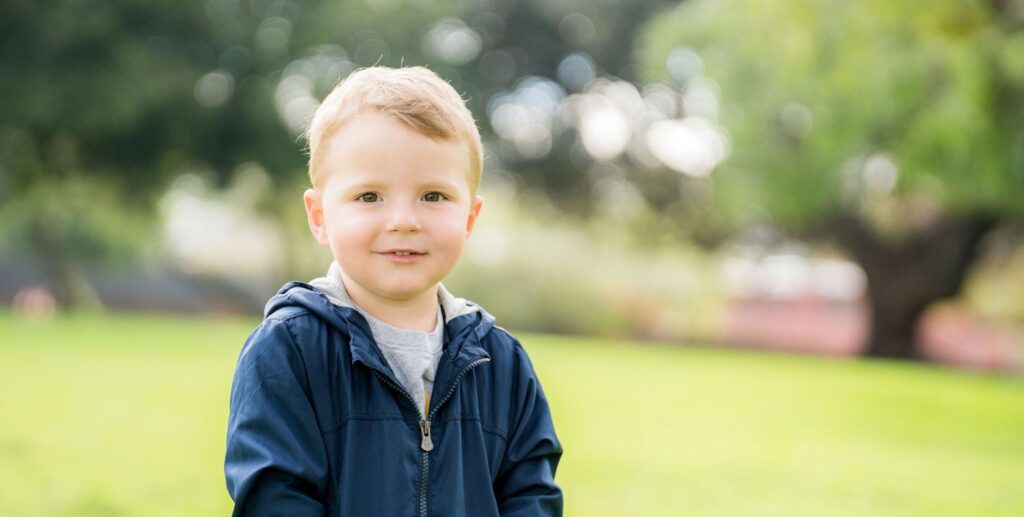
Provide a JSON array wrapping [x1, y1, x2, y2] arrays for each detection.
[[333, 116, 461, 157], [330, 168, 473, 188], [326, 110, 455, 151], [319, 114, 474, 189]]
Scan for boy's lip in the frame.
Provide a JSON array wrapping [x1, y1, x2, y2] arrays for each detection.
[[378, 248, 427, 255], [376, 249, 428, 263]]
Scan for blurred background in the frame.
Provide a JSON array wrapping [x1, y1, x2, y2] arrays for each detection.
[[2, 0, 1023, 515]]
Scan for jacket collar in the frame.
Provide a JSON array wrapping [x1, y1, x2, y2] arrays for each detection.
[[264, 275, 494, 382], [309, 261, 482, 324]]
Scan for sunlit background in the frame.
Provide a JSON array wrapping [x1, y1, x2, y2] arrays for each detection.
[[2, 0, 1023, 515]]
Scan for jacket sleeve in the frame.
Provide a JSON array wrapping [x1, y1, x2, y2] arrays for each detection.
[[225, 318, 328, 516], [495, 343, 564, 516]]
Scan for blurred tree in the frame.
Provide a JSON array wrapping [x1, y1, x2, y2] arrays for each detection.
[[460, 0, 675, 215], [640, 0, 1024, 358], [0, 0, 290, 306]]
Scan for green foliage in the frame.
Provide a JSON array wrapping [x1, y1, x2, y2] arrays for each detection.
[[0, 175, 149, 264], [639, 0, 1024, 228], [2, 312, 1023, 516], [964, 241, 1024, 323]]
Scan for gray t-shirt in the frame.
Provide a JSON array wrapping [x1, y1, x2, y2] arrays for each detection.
[[309, 263, 449, 419], [358, 304, 444, 419]]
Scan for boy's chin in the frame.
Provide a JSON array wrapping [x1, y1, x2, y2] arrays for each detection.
[[375, 283, 441, 303]]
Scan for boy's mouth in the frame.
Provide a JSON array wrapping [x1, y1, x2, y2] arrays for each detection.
[[379, 249, 426, 256], [378, 249, 428, 262]]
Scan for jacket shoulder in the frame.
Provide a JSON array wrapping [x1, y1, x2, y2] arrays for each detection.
[[262, 304, 343, 341], [479, 324, 537, 371], [264, 304, 316, 325], [238, 308, 332, 370], [481, 324, 520, 349]]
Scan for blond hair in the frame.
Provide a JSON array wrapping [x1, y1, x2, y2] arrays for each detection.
[[305, 66, 483, 192]]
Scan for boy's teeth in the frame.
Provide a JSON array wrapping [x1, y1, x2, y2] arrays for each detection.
[[396, 251, 410, 256]]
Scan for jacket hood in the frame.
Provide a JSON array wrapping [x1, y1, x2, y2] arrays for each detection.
[[307, 261, 483, 324], [262, 263, 496, 365]]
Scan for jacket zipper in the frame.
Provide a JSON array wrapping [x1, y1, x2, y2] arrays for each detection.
[[373, 372, 433, 517], [374, 356, 491, 517]]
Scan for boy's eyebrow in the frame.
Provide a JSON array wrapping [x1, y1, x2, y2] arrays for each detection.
[[417, 179, 462, 190], [335, 178, 386, 191], [333, 173, 466, 192]]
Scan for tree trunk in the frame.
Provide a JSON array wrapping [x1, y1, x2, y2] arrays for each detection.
[[28, 214, 103, 311], [831, 212, 996, 359]]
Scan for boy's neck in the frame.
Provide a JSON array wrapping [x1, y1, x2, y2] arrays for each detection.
[[339, 275, 439, 332]]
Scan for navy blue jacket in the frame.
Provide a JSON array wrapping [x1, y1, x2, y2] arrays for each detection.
[[225, 282, 563, 516]]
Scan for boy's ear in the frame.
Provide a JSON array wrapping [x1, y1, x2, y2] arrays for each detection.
[[465, 195, 484, 237], [303, 188, 330, 248]]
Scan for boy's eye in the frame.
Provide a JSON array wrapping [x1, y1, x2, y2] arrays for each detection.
[[357, 192, 380, 203], [422, 192, 446, 202]]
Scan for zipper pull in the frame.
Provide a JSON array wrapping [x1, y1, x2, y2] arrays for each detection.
[[419, 419, 433, 452]]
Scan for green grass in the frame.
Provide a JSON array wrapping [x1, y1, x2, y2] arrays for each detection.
[[1, 312, 1023, 516]]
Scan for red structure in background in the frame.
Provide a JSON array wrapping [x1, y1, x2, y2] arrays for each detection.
[[721, 295, 1024, 372], [918, 305, 1024, 372], [722, 295, 866, 357], [716, 254, 1023, 372]]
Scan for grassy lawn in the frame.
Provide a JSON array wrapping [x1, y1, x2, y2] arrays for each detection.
[[1, 312, 1023, 516]]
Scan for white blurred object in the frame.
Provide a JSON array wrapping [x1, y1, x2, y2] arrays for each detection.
[[160, 173, 284, 281], [423, 18, 482, 65], [721, 254, 866, 301], [645, 117, 729, 177]]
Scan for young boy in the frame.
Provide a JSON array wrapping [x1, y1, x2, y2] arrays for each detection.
[[225, 66, 563, 516]]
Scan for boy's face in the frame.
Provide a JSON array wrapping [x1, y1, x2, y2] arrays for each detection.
[[304, 110, 483, 306]]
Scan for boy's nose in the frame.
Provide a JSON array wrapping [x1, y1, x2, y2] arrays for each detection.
[[385, 204, 422, 233]]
